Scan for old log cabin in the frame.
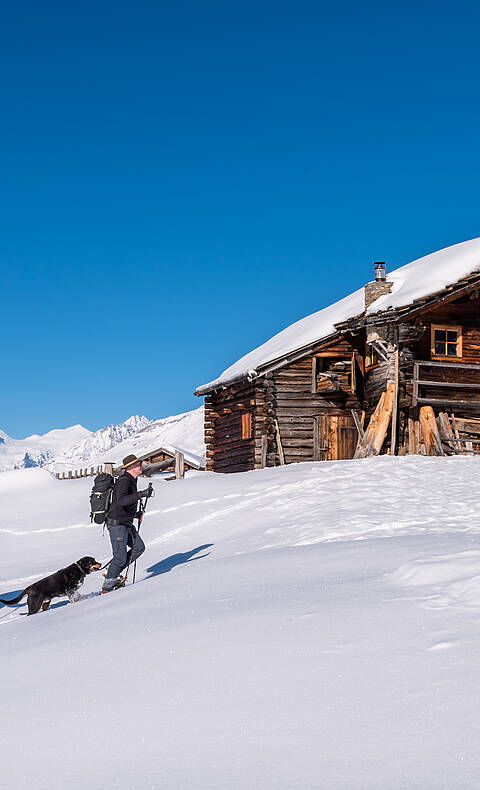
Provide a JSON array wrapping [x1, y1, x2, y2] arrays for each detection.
[[195, 238, 480, 473]]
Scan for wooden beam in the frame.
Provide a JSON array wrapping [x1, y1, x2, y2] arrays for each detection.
[[354, 384, 395, 459], [416, 397, 480, 409], [419, 406, 444, 456], [390, 345, 399, 456], [175, 450, 185, 479], [313, 416, 319, 460], [350, 409, 365, 440], [274, 418, 285, 465]]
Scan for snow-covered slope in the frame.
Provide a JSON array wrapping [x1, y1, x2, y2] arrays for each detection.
[[1, 455, 480, 788], [48, 406, 205, 472], [196, 236, 480, 393], [0, 424, 91, 472]]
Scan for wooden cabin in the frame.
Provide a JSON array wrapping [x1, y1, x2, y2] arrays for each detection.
[[195, 241, 480, 472]]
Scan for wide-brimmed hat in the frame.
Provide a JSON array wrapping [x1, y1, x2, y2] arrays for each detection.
[[122, 454, 142, 470]]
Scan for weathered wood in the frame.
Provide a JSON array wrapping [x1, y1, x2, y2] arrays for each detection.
[[313, 416, 319, 460], [390, 346, 399, 455], [408, 417, 417, 455], [419, 406, 444, 456], [350, 409, 365, 440], [416, 397, 480, 409], [416, 379, 480, 389], [175, 450, 185, 479], [275, 419, 285, 465], [261, 434, 267, 468], [354, 385, 395, 459]]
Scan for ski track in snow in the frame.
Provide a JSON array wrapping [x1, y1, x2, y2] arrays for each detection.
[[2, 455, 480, 788]]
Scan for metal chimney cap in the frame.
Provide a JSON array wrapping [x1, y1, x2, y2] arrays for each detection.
[[373, 261, 387, 281]]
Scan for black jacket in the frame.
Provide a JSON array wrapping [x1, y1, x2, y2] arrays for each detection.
[[107, 472, 139, 527]]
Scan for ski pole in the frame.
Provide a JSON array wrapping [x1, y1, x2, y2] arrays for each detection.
[[132, 482, 153, 585]]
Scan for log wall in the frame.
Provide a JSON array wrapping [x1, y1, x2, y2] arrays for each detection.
[[202, 291, 480, 471], [254, 338, 363, 467], [204, 381, 256, 473]]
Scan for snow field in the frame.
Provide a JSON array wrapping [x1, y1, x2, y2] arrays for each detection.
[[1, 456, 480, 788]]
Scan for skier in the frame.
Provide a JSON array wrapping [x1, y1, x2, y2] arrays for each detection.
[[102, 454, 153, 593]]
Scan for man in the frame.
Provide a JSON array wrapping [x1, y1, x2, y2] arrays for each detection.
[[102, 454, 153, 593]]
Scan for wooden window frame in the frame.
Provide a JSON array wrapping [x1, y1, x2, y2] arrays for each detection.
[[364, 341, 380, 371], [312, 353, 357, 395], [241, 412, 252, 440], [430, 323, 463, 360]]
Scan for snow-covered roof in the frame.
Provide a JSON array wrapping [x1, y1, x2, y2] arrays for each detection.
[[196, 237, 480, 395]]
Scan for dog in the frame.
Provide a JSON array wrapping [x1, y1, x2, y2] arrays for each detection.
[[0, 556, 102, 615]]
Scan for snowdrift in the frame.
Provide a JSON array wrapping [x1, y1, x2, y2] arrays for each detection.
[[1, 456, 480, 788]]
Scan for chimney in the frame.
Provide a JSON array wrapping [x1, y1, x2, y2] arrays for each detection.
[[364, 261, 393, 310]]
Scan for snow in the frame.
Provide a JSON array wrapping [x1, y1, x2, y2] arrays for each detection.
[[0, 408, 206, 475], [48, 406, 206, 472], [196, 236, 480, 394], [367, 236, 480, 315], [50, 415, 151, 469], [0, 424, 91, 472], [1, 455, 480, 788]]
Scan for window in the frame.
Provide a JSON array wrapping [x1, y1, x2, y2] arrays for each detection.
[[242, 412, 252, 439], [365, 342, 379, 369], [431, 324, 462, 358]]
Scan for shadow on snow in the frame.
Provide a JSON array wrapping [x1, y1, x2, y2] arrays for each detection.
[[145, 544, 213, 578]]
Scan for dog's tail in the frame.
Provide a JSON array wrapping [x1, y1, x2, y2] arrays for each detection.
[[0, 590, 27, 606]]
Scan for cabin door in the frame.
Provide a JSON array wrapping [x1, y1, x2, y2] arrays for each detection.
[[316, 414, 358, 461]]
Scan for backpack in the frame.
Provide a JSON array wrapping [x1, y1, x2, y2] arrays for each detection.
[[90, 473, 115, 524]]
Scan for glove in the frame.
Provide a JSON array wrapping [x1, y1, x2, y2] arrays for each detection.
[[137, 485, 153, 500]]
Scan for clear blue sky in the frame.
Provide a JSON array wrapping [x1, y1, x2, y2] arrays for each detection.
[[2, 1, 480, 436]]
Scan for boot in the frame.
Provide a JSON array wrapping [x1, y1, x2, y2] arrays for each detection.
[[102, 575, 127, 594]]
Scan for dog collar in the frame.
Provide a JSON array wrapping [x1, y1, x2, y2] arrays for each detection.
[[75, 562, 86, 575]]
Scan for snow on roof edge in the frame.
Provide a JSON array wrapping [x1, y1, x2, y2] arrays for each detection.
[[196, 237, 480, 394]]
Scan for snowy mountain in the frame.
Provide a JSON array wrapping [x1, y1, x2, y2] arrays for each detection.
[[0, 424, 91, 473], [47, 406, 206, 472], [1, 455, 480, 788], [0, 408, 206, 474], [49, 414, 151, 468]]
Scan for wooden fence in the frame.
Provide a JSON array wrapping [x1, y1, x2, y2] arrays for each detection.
[[55, 449, 188, 481]]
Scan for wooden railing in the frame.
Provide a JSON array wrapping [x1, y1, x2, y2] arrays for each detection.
[[412, 360, 480, 409]]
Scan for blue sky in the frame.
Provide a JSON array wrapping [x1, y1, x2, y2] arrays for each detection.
[[2, 1, 480, 436]]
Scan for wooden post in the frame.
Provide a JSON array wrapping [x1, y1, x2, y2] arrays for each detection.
[[90, 467, 94, 476], [419, 406, 444, 456], [175, 450, 185, 479], [413, 361, 419, 407], [105, 463, 114, 476], [390, 345, 399, 455], [68, 471, 72, 479], [274, 418, 285, 465], [261, 434, 268, 468], [313, 416, 319, 461], [351, 409, 365, 441]]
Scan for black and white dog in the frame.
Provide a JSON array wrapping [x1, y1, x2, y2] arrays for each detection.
[[0, 556, 101, 615]]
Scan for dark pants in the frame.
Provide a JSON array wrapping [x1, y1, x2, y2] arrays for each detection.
[[104, 523, 145, 588]]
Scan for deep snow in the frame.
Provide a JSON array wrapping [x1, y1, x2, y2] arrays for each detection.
[[1, 456, 480, 788]]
